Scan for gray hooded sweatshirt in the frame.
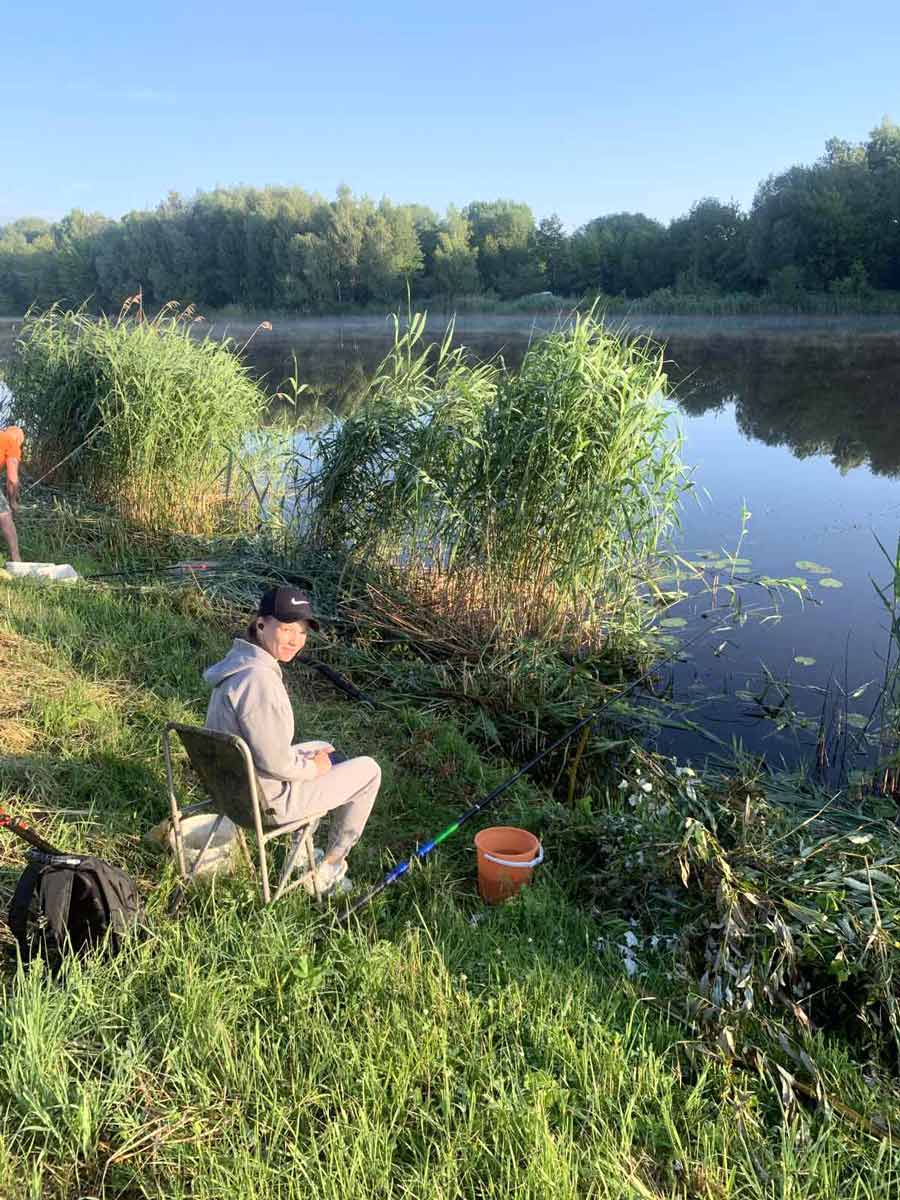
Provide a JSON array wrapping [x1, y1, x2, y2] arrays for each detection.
[[204, 639, 328, 823]]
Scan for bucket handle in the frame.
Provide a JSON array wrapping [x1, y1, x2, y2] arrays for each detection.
[[483, 845, 544, 869]]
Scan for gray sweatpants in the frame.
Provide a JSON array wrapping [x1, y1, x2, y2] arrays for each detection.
[[287, 755, 380, 860]]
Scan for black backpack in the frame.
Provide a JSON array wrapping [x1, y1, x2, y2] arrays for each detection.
[[7, 851, 143, 967]]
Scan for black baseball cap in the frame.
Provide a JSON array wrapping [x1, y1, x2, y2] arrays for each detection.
[[257, 587, 320, 630]]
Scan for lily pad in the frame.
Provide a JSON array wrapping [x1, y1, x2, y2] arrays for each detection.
[[765, 576, 808, 589], [795, 560, 833, 574], [659, 617, 688, 628], [793, 656, 816, 667], [846, 713, 869, 730], [819, 577, 844, 588]]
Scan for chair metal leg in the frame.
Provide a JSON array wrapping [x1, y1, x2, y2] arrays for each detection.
[[258, 832, 272, 904], [275, 832, 306, 899], [235, 829, 254, 874], [306, 827, 323, 903], [186, 814, 224, 881], [272, 823, 318, 903], [249, 779, 272, 904], [164, 728, 188, 881]]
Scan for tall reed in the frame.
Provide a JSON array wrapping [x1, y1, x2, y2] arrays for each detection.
[[2, 299, 269, 532], [304, 311, 689, 643]]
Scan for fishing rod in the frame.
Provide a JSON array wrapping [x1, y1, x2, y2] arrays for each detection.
[[331, 623, 712, 928], [83, 560, 220, 581], [22, 425, 106, 496], [0, 808, 61, 856], [295, 656, 378, 708]]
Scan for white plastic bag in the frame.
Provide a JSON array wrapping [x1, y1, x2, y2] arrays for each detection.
[[3, 561, 80, 583], [174, 813, 238, 877]]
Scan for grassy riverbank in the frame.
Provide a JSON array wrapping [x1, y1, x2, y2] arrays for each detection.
[[1, 509, 900, 1198], [3, 306, 900, 1197]]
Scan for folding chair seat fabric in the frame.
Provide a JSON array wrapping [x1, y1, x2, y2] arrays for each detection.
[[164, 722, 328, 904]]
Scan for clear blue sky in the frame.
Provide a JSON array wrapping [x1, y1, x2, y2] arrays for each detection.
[[2, 0, 898, 230]]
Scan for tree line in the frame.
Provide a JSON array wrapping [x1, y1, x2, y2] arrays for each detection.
[[2, 120, 898, 314]]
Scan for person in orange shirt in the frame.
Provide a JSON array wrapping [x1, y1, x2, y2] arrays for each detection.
[[0, 425, 23, 562]]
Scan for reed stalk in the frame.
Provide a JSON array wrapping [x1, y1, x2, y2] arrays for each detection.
[[2, 299, 270, 532], [303, 310, 689, 645]]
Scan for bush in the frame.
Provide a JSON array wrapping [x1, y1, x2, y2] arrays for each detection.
[[2, 300, 269, 531], [574, 751, 900, 1059], [304, 311, 688, 643]]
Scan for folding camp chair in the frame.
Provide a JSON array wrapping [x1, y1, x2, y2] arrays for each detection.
[[163, 722, 328, 905]]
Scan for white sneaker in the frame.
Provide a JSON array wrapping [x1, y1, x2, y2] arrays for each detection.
[[304, 857, 352, 898], [328, 871, 353, 896]]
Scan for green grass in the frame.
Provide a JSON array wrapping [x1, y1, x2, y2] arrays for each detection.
[[1, 515, 899, 1197]]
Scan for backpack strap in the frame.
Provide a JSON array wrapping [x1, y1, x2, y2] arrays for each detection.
[[7, 862, 44, 961], [38, 867, 77, 952]]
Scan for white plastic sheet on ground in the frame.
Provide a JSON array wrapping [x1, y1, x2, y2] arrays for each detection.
[[2, 561, 80, 582]]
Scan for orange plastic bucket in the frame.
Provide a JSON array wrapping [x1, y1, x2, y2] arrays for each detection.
[[474, 826, 543, 904]]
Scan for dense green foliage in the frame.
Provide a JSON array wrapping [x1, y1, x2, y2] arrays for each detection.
[[2, 121, 899, 313], [2, 302, 268, 527], [306, 312, 687, 641]]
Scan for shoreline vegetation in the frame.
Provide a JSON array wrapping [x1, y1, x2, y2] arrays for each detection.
[[2, 122, 900, 321], [2, 307, 900, 1195]]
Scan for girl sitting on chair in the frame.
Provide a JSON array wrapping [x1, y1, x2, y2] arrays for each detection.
[[204, 587, 380, 897]]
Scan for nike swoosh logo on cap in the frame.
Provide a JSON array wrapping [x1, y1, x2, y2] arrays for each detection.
[[290, 598, 304, 605]]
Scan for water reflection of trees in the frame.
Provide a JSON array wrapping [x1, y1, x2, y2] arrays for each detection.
[[246, 330, 900, 476], [669, 338, 900, 476], [250, 347, 373, 429], [247, 332, 535, 429]]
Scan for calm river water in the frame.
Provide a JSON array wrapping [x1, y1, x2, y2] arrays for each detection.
[[239, 316, 900, 776]]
